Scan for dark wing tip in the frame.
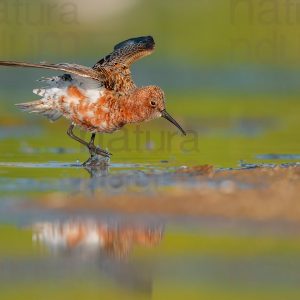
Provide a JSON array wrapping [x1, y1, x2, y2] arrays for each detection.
[[114, 36, 155, 51]]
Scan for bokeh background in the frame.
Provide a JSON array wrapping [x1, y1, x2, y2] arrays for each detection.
[[0, 0, 299, 167], [1, 1, 300, 300]]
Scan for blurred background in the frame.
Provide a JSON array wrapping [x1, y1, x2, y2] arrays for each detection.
[[0, 0, 299, 166], [0, 1, 300, 300]]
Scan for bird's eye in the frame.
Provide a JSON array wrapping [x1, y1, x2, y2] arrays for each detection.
[[150, 101, 156, 107]]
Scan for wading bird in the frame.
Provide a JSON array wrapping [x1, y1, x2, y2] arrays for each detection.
[[0, 36, 186, 163]]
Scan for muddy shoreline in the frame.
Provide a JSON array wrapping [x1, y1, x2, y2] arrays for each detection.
[[25, 164, 300, 223]]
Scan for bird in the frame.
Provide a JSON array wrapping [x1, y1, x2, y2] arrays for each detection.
[[0, 36, 186, 163]]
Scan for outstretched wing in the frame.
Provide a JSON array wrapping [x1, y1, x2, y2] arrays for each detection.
[[0, 36, 155, 93], [0, 61, 102, 81], [93, 36, 155, 93]]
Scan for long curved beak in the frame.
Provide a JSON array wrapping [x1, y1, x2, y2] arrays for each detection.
[[161, 110, 186, 136]]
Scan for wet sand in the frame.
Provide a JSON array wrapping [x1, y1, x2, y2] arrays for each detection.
[[32, 164, 300, 223]]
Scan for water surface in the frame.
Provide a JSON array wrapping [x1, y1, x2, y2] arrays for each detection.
[[0, 93, 300, 300]]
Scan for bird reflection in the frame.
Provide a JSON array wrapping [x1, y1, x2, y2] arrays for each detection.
[[32, 219, 163, 260], [32, 219, 163, 294]]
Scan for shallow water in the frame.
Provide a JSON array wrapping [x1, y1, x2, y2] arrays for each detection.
[[1, 211, 300, 300], [0, 94, 300, 299]]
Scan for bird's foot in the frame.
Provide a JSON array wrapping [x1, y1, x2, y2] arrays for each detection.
[[82, 145, 111, 168], [88, 144, 111, 158], [82, 154, 110, 168]]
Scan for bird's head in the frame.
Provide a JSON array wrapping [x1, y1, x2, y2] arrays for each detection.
[[131, 86, 186, 135]]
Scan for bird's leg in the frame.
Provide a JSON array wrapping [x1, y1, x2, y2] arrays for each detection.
[[89, 133, 96, 147], [83, 133, 111, 168], [67, 125, 111, 158], [88, 133, 111, 157], [67, 124, 89, 148]]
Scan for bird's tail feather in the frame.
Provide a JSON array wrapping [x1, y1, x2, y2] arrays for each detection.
[[16, 100, 62, 121]]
